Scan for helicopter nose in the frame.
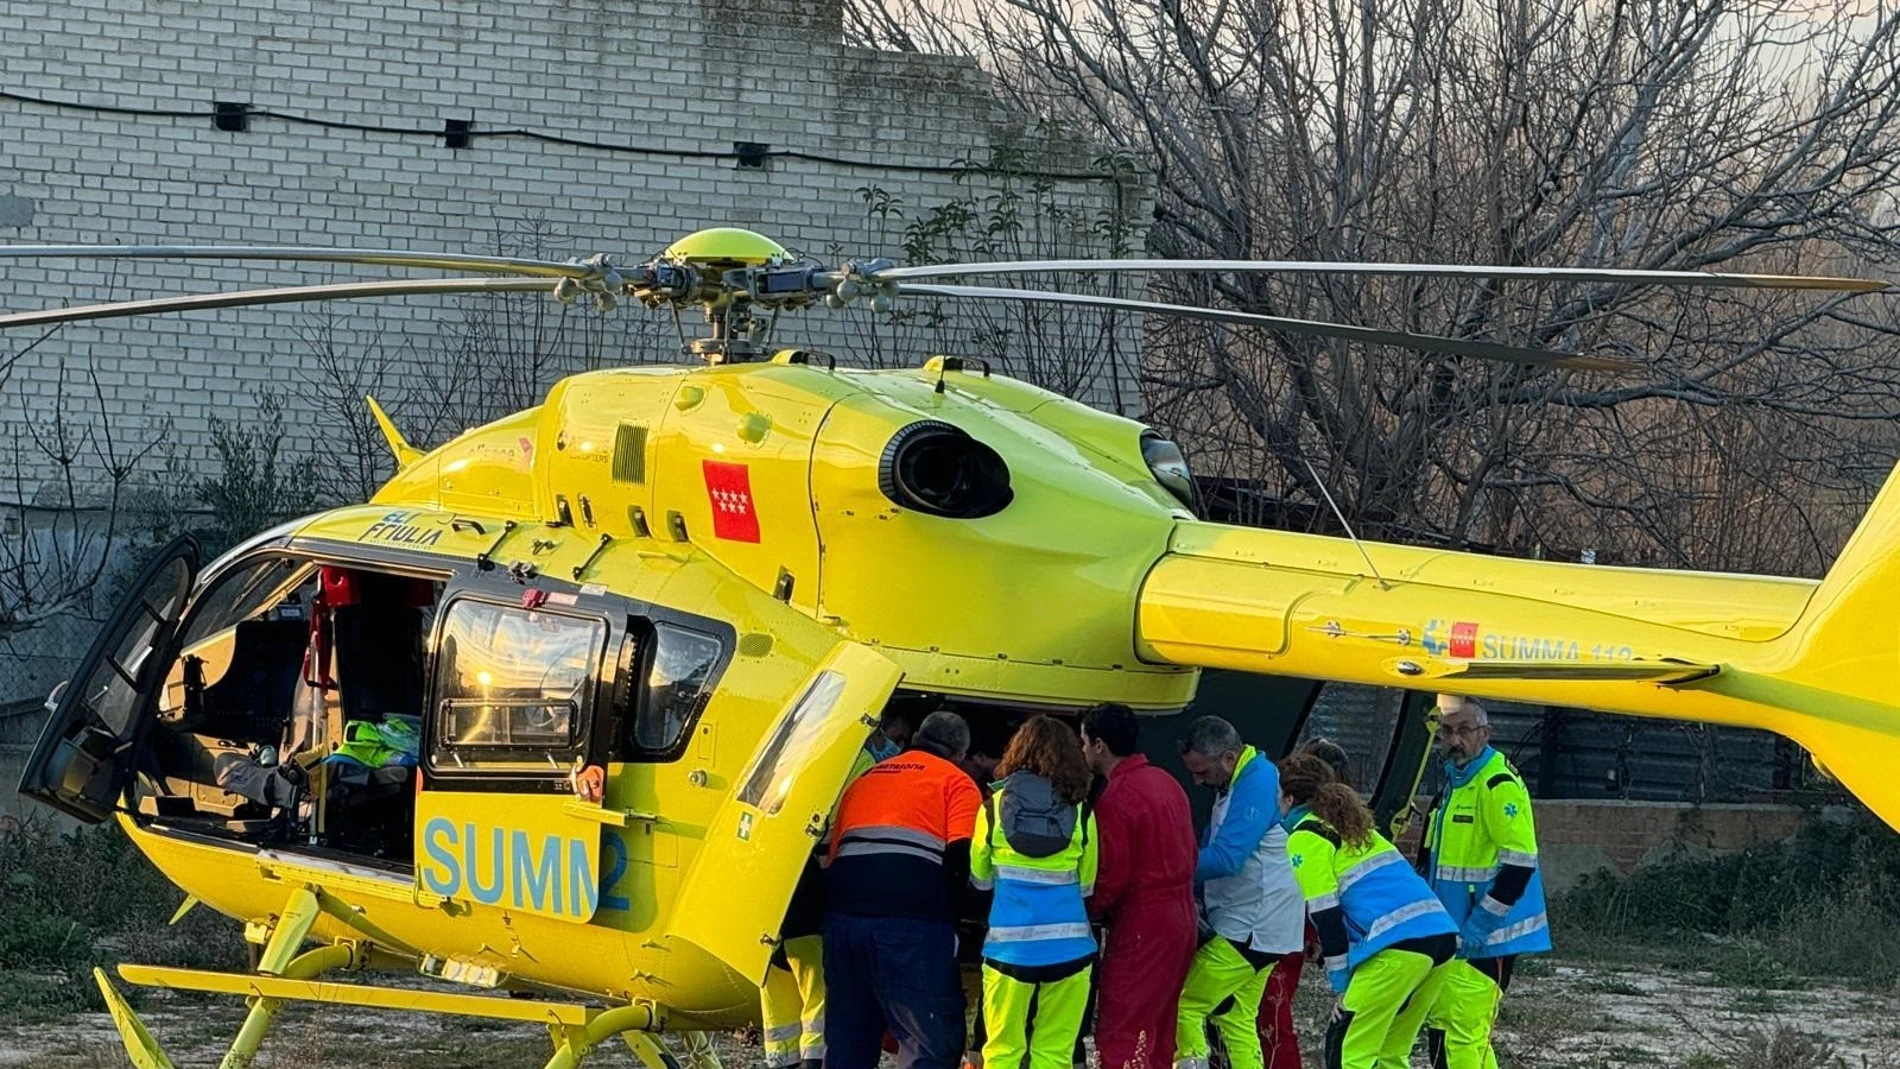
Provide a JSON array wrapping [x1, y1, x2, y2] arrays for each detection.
[[877, 420, 1014, 519]]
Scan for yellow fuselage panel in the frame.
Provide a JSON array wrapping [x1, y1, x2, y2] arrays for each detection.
[[808, 375, 1193, 706], [415, 794, 603, 921], [534, 368, 686, 539], [356, 362, 1201, 709], [646, 365, 855, 618], [373, 409, 544, 519], [122, 815, 756, 1024]]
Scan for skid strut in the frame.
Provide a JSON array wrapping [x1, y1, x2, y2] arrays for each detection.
[[97, 885, 676, 1069]]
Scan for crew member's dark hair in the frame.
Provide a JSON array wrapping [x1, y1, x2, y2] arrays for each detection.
[[1299, 737, 1353, 788], [1179, 715, 1242, 758], [914, 711, 971, 761], [1081, 703, 1140, 757], [997, 715, 1093, 805], [1279, 752, 1375, 850]]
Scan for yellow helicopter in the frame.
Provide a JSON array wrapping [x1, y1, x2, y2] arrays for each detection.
[[4, 227, 1896, 1069]]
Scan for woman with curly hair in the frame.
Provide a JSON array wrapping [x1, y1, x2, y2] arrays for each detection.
[[1278, 753, 1456, 1069], [969, 715, 1099, 1069], [1258, 737, 1356, 1069]]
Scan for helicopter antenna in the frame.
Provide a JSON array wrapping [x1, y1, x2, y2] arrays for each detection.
[[1302, 456, 1390, 591]]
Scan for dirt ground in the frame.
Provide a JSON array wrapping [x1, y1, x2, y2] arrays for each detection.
[[2, 958, 1895, 1069]]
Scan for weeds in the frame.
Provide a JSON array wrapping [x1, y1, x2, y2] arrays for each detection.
[[1706, 1024, 1853, 1069], [1555, 809, 1900, 988], [0, 814, 242, 1018]]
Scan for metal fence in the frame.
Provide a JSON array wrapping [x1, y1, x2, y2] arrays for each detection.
[[1291, 683, 1808, 805]]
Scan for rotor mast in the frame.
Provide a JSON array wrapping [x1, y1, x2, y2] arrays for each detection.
[[648, 228, 804, 365]]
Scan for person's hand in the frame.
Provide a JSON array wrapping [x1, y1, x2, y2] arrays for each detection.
[[1459, 903, 1505, 957], [1326, 963, 1350, 995]]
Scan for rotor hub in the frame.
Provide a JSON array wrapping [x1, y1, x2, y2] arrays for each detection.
[[661, 228, 794, 271]]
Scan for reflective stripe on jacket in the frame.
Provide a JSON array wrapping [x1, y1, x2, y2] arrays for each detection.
[[1284, 807, 1455, 975], [970, 775, 1099, 967], [827, 749, 981, 922], [1424, 746, 1551, 956], [1198, 746, 1305, 954]]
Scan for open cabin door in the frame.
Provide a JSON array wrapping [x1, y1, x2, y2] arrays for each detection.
[[18, 535, 200, 823], [667, 642, 901, 984]]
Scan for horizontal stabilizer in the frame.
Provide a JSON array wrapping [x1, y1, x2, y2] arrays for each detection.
[[1383, 656, 1720, 685]]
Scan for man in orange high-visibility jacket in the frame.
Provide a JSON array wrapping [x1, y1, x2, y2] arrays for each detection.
[[825, 711, 983, 1069]]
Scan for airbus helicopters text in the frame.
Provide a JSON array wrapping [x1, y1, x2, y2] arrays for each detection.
[[4, 227, 1897, 1069]]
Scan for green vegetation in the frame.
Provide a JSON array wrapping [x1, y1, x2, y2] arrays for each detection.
[[1555, 809, 1900, 989], [0, 816, 241, 1020]]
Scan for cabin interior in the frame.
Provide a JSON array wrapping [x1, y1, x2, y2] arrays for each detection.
[[136, 558, 440, 867]]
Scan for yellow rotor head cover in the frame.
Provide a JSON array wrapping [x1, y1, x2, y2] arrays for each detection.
[[663, 227, 793, 270]]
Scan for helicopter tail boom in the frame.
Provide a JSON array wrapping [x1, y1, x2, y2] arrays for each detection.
[[1135, 470, 1900, 826]]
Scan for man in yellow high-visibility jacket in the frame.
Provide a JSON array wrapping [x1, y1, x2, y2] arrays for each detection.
[[1419, 696, 1551, 1069]]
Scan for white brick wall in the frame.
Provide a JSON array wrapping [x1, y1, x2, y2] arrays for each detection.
[[0, 0, 1142, 501]]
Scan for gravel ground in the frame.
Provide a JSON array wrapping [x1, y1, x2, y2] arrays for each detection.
[[2, 958, 1896, 1069]]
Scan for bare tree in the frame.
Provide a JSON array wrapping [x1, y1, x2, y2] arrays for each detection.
[[299, 215, 673, 499], [850, 0, 1900, 574], [297, 309, 402, 505], [833, 137, 1149, 411], [0, 350, 169, 648]]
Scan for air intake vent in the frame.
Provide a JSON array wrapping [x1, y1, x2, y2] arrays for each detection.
[[612, 423, 647, 483], [878, 420, 1012, 519]]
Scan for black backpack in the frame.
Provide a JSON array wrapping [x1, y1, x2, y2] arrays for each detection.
[[985, 770, 1089, 859]]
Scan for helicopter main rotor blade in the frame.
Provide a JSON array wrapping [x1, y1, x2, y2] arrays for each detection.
[[876, 259, 1892, 294], [0, 244, 597, 280], [897, 283, 1629, 370], [0, 277, 560, 330]]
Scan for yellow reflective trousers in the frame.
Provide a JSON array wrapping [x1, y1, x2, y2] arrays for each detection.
[[980, 963, 1093, 1069], [1322, 948, 1449, 1069], [1173, 938, 1275, 1069], [1426, 958, 1509, 1069], [762, 934, 827, 1068]]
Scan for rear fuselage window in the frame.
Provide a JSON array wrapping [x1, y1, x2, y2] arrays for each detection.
[[735, 670, 849, 816], [629, 622, 722, 756], [431, 600, 606, 772]]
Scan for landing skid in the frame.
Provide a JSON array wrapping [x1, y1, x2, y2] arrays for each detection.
[[95, 886, 713, 1069]]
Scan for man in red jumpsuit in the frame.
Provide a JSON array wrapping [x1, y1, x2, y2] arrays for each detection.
[[1080, 703, 1199, 1069]]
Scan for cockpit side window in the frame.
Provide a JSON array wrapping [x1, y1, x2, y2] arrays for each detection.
[[615, 621, 722, 761], [429, 598, 606, 773], [178, 556, 315, 651], [162, 556, 317, 728]]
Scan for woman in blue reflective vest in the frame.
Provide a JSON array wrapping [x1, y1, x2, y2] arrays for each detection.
[[969, 715, 1099, 1069], [1277, 753, 1457, 1069]]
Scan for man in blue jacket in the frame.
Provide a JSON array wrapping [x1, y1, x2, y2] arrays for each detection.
[[1171, 717, 1304, 1069]]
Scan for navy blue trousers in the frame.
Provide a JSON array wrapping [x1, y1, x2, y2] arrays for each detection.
[[822, 913, 967, 1069]]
